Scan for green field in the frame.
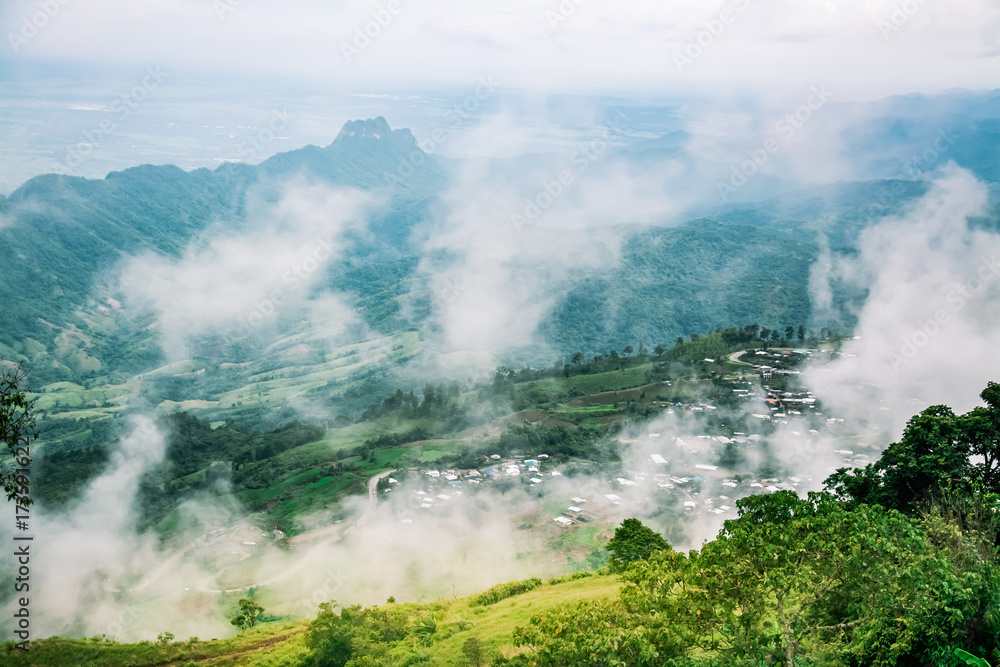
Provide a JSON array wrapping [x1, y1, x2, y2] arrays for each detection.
[[1, 575, 622, 667]]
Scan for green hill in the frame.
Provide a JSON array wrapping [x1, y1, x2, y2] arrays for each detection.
[[6, 380, 1000, 665], [4, 113, 971, 393]]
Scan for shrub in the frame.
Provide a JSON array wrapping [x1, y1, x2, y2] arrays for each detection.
[[471, 578, 542, 606]]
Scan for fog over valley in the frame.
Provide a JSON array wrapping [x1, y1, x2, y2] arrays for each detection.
[[1, 1, 999, 665]]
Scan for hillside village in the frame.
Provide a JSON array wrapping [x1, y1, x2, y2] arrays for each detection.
[[389, 348, 877, 533]]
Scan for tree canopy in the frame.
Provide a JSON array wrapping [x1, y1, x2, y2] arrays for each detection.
[[605, 518, 670, 572], [0, 368, 37, 504], [826, 382, 1000, 513]]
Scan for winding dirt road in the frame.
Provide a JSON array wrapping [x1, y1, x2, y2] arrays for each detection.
[[194, 469, 396, 593], [106, 471, 396, 595]]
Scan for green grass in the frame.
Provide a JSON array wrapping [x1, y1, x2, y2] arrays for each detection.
[[260, 472, 364, 527], [237, 468, 328, 505], [419, 449, 445, 463], [66, 428, 93, 442], [29, 331, 423, 450], [1, 576, 622, 667], [565, 365, 654, 393], [374, 447, 408, 466], [540, 496, 569, 518], [405, 574, 621, 666], [568, 525, 602, 547], [151, 506, 186, 539], [514, 364, 668, 408], [213, 332, 421, 411], [558, 404, 617, 413], [0, 621, 309, 666]]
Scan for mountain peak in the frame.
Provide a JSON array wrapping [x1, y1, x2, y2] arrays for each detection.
[[333, 116, 416, 147]]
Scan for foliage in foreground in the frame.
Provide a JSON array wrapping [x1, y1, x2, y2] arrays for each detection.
[[493, 383, 1000, 667], [605, 517, 670, 573], [497, 492, 999, 666], [471, 578, 544, 607], [827, 381, 1000, 513], [0, 368, 37, 503]]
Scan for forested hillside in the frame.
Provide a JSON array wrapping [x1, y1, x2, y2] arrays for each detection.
[[7, 383, 999, 666], [4, 116, 979, 389]]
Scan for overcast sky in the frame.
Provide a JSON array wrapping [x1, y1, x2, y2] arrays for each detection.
[[2, 0, 998, 98]]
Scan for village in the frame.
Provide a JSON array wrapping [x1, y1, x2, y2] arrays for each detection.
[[382, 348, 879, 536]]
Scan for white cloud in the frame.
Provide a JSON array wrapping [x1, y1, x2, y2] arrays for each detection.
[[119, 182, 369, 359], [1, 0, 997, 96], [804, 166, 1000, 438]]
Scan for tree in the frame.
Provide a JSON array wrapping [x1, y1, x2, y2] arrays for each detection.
[[797, 324, 806, 341], [962, 381, 1000, 490], [230, 598, 264, 632], [770, 330, 781, 342], [306, 601, 408, 666], [571, 352, 584, 366], [606, 518, 670, 572], [498, 599, 671, 666], [623, 345, 633, 357], [654, 344, 666, 356], [759, 327, 771, 341], [619, 490, 984, 666], [1, 368, 38, 504], [826, 404, 971, 512], [675, 337, 684, 346], [462, 636, 487, 666], [306, 601, 354, 666], [784, 325, 794, 341], [828, 382, 1000, 512], [422, 383, 437, 407]]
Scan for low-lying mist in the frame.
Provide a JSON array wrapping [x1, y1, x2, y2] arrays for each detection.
[[4, 96, 1000, 643]]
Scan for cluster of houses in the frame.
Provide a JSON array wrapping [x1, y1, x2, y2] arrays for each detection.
[[402, 455, 566, 511], [743, 348, 813, 380], [388, 352, 877, 530]]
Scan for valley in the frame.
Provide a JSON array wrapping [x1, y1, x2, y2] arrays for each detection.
[[0, 53, 998, 661]]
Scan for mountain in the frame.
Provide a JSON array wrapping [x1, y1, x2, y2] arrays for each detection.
[[2, 111, 998, 390], [0, 117, 446, 383]]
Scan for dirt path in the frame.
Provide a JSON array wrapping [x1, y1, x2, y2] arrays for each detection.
[[286, 469, 394, 544], [728, 350, 753, 365], [160, 628, 307, 666]]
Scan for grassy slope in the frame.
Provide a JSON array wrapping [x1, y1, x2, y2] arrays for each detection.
[[28, 329, 422, 451], [4, 576, 622, 666], [408, 574, 621, 667], [158, 357, 724, 540]]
